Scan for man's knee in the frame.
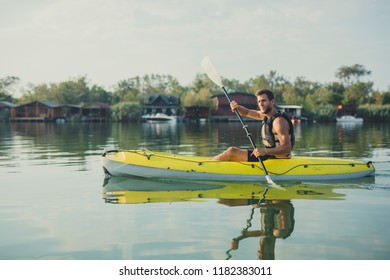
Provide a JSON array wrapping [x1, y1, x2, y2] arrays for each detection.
[[226, 147, 239, 155]]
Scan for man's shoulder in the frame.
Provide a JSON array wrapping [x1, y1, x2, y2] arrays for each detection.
[[272, 115, 291, 130]]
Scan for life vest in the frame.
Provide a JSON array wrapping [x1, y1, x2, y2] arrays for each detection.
[[261, 111, 295, 149]]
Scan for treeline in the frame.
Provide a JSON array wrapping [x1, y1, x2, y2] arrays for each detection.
[[1, 64, 389, 121]]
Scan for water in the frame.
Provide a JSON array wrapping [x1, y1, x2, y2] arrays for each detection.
[[0, 121, 389, 260]]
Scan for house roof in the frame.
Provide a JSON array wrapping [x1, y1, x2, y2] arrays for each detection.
[[145, 94, 180, 106], [60, 104, 81, 108], [83, 102, 110, 109], [277, 105, 302, 109], [0, 100, 16, 107], [16, 100, 60, 108]]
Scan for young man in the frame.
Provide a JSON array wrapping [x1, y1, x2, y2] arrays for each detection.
[[210, 89, 295, 161]]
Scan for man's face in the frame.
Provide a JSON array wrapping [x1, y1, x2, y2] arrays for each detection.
[[257, 94, 274, 114]]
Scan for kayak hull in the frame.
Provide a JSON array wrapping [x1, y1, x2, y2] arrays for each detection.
[[101, 150, 375, 182]]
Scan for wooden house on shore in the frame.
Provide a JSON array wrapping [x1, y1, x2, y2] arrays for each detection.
[[81, 102, 110, 122], [211, 92, 258, 121], [142, 95, 180, 116], [0, 101, 16, 121], [184, 105, 211, 122], [9, 100, 110, 122], [10, 100, 61, 122], [142, 95, 181, 121]]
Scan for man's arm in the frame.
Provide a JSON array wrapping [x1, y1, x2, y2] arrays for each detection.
[[254, 117, 292, 158], [230, 101, 263, 120]]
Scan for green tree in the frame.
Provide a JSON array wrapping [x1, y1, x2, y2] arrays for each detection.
[[306, 87, 338, 112], [0, 76, 19, 102], [335, 64, 371, 86], [183, 87, 213, 107], [342, 81, 373, 106], [190, 73, 220, 94], [245, 74, 270, 94], [113, 74, 186, 104], [221, 78, 247, 93], [383, 90, 390, 104], [112, 78, 142, 104], [281, 84, 300, 105], [52, 76, 91, 104], [89, 85, 113, 104], [19, 83, 51, 104], [110, 102, 142, 122]]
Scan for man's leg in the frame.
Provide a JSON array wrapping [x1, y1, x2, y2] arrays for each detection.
[[210, 147, 248, 161]]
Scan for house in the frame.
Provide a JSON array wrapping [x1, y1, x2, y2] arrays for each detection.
[[277, 105, 303, 123], [0, 101, 16, 121], [184, 105, 211, 122], [142, 95, 180, 117], [211, 92, 257, 121], [81, 102, 110, 122], [10, 100, 61, 122], [58, 104, 82, 121]]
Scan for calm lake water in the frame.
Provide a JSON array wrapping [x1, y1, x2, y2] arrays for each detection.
[[0, 121, 389, 260]]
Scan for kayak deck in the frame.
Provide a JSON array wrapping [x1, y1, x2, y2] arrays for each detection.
[[101, 149, 375, 182]]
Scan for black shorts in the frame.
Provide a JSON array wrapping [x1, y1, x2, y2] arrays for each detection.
[[247, 150, 275, 162]]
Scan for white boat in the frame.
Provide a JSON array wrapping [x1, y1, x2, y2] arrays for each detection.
[[141, 113, 176, 122], [336, 115, 363, 123]]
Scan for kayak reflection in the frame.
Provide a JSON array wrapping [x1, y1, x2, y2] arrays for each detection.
[[102, 176, 374, 260], [102, 176, 356, 204]]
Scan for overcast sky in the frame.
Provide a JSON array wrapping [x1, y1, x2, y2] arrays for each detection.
[[1, 0, 389, 93]]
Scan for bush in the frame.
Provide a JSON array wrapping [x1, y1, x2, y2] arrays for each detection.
[[111, 102, 142, 122], [306, 104, 336, 122], [358, 104, 390, 122]]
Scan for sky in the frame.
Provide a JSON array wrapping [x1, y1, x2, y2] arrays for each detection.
[[1, 0, 389, 94]]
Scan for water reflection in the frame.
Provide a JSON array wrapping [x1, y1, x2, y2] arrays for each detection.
[[336, 121, 363, 130], [102, 176, 355, 204], [141, 121, 179, 142], [102, 176, 376, 260], [225, 200, 295, 260]]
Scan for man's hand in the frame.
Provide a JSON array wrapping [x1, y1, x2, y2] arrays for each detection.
[[252, 148, 267, 158], [230, 100, 239, 112]]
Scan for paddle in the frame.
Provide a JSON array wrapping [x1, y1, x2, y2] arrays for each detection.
[[201, 56, 277, 186]]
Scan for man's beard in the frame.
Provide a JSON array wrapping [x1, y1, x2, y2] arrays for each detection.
[[262, 106, 272, 114]]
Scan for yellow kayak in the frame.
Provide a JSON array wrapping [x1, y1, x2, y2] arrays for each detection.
[[101, 149, 375, 182]]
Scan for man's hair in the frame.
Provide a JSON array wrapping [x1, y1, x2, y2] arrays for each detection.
[[256, 89, 275, 101]]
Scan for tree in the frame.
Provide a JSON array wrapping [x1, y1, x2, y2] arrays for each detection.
[[113, 74, 187, 104], [245, 74, 270, 94], [281, 84, 300, 105], [112, 78, 142, 104], [342, 81, 373, 106], [89, 85, 113, 104], [19, 83, 51, 104], [335, 64, 371, 86], [190, 73, 220, 94], [383, 90, 390, 104], [0, 76, 19, 102], [18, 76, 111, 105], [306, 87, 338, 110], [48, 77, 90, 104]]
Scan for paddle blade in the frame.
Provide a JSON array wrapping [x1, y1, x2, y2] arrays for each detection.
[[201, 56, 224, 87], [265, 175, 285, 190]]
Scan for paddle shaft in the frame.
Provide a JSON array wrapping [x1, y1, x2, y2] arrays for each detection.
[[220, 86, 270, 177]]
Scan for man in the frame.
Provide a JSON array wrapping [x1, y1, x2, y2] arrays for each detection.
[[210, 89, 295, 161]]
